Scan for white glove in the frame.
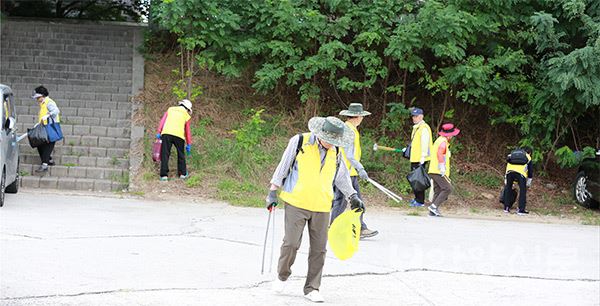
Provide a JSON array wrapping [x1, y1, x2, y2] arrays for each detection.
[[358, 169, 369, 180], [527, 178, 532, 187], [401, 147, 407, 153], [419, 157, 425, 165], [438, 164, 446, 177], [40, 115, 50, 122]]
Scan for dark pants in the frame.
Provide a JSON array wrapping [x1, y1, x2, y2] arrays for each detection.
[[160, 134, 186, 177], [331, 176, 367, 228], [505, 171, 527, 211], [411, 162, 429, 204], [431, 173, 452, 207], [37, 141, 55, 164], [278, 204, 329, 295]]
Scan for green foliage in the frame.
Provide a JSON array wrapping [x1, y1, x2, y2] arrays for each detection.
[[554, 146, 597, 168], [185, 173, 203, 188], [231, 109, 268, 150], [155, 0, 600, 169], [2, 0, 149, 22]]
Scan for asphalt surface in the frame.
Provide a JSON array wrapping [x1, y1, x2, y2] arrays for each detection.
[[1, 190, 599, 305]]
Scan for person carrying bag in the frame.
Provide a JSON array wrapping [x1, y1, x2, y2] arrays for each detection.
[[32, 86, 61, 173]]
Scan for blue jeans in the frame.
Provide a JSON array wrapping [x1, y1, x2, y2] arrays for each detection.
[[330, 176, 367, 228]]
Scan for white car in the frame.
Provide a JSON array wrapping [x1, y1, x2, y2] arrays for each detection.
[[0, 84, 20, 207]]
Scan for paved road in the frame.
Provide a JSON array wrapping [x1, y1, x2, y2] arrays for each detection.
[[1, 190, 599, 305]]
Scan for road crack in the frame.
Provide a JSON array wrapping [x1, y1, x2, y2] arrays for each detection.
[[3, 268, 597, 301]]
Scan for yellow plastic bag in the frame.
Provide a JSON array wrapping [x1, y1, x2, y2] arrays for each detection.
[[328, 209, 362, 260]]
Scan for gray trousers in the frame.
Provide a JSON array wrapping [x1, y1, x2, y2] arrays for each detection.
[[431, 174, 453, 207], [278, 203, 330, 295], [331, 176, 367, 228]]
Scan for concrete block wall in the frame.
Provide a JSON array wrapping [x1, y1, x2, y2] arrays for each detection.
[[0, 19, 144, 192]]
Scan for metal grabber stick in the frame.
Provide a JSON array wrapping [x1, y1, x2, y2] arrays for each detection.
[[261, 205, 274, 275], [269, 206, 276, 273]]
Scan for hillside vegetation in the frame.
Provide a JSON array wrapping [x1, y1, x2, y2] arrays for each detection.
[[131, 1, 599, 224]]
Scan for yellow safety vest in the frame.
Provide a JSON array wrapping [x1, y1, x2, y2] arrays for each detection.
[[428, 136, 452, 178], [410, 122, 433, 163], [162, 106, 191, 141], [38, 97, 60, 125], [279, 133, 339, 212], [341, 121, 361, 176], [506, 153, 531, 177]]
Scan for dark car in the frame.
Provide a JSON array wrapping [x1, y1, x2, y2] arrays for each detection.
[[573, 149, 600, 209]]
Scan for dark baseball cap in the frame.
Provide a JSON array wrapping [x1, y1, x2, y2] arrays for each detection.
[[410, 107, 424, 116]]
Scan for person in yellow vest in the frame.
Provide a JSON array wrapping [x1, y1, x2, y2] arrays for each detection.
[[331, 103, 378, 238], [156, 99, 193, 181], [504, 147, 533, 215], [427, 123, 460, 217], [32, 86, 60, 172], [406, 107, 433, 207], [266, 116, 364, 303]]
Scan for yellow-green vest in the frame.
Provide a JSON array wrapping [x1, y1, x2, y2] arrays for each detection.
[[506, 153, 531, 177], [162, 106, 191, 141], [341, 121, 361, 176], [410, 122, 433, 163], [279, 133, 338, 212], [428, 136, 452, 177], [38, 97, 60, 125]]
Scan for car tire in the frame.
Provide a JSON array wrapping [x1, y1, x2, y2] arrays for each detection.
[[0, 169, 5, 208], [5, 162, 19, 194], [573, 171, 599, 209]]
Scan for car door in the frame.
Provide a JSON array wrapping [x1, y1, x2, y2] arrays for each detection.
[[1, 93, 16, 183]]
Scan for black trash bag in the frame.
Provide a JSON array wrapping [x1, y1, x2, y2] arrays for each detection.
[[402, 143, 411, 159], [499, 185, 518, 206], [406, 165, 431, 192], [27, 124, 49, 148]]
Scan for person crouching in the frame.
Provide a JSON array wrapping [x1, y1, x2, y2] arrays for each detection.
[[156, 99, 193, 181]]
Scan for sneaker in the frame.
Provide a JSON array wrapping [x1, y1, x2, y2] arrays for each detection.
[[517, 210, 529, 215], [48, 159, 55, 166], [179, 174, 189, 179], [159, 176, 168, 182], [410, 200, 425, 207], [360, 228, 379, 239], [503, 207, 510, 213], [35, 163, 49, 172], [304, 290, 325, 303], [428, 204, 441, 217], [271, 278, 286, 294]]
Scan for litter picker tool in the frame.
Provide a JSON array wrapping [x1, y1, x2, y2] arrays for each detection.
[[17, 133, 27, 142], [261, 205, 276, 274], [373, 143, 401, 152], [368, 178, 403, 202]]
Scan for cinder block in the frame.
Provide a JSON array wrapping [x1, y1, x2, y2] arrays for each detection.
[[107, 127, 127, 138], [98, 137, 116, 148], [39, 177, 58, 189], [58, 178, 77, 189], [68, 167, 87, 178], [115, 139, 130, 149], [86, 168, 105, 179], [90, 126, 108, 137], [76, 178, 95, 191], [78, 156, 96, 167], [95, 180, 112, 191], [84, 117, 100, 126], [107, 148, 127, 158], [101, 118, 117, 127], [61, 155, 79, 165], [21, 176, 40, 188], [50, 166, 69, 177], [81, 136, 99, 146], [89, 147, 107, 157]]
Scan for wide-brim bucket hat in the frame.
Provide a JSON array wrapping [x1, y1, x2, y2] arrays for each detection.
[[339, 103, 371, 117], [439, 123, 460, 137], [308, 116, 355, 147]]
